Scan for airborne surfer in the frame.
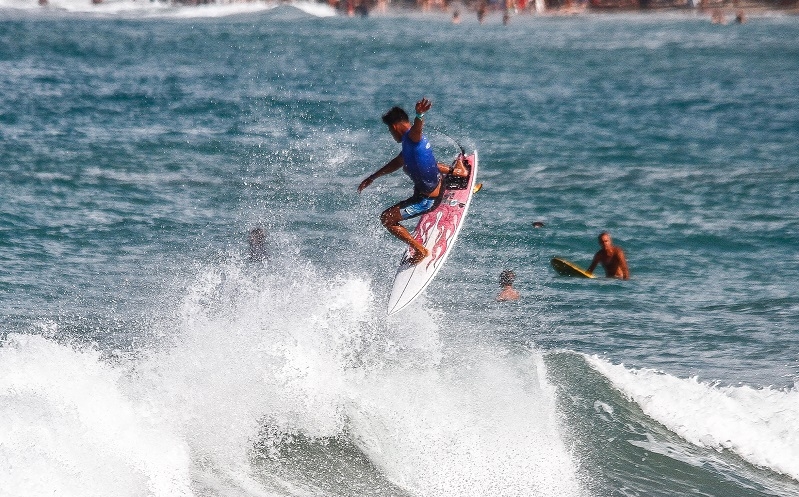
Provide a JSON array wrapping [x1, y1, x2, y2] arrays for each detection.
[[358, 98, 467, 265]]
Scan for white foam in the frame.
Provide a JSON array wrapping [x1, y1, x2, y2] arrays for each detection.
[[0, 0, 170, 14], [0, 333, 192, 497], [587, 355, 799, 480], [165, 2, 280, 19], [132, 259, 583, 496], [287, 1, 336, 17], [0, 0, 335, 17], [0, 262, 376, 496], [348, 344, 583, 497], [129, 262, 372, 468], [0, 258, 584, 496]]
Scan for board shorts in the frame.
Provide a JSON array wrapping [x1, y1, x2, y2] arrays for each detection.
[[397, 191, 443, 220]]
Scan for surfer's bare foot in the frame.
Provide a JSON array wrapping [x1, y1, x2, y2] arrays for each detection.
[[408, 246, 429, 265], [451, 157, 468, 178]]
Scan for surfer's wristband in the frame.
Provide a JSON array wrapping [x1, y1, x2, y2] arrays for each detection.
[[415, 113, 425, 120]]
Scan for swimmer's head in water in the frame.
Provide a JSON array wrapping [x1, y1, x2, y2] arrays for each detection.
[[499, 270, 515, 287]]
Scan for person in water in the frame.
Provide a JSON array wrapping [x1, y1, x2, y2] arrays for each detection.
[[587, 231, 629, 279], [496, 270, 520, 301], [248, 227, 268, 262], [358, 98, 467, 265]]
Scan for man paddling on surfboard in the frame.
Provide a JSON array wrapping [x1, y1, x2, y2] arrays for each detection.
[[358, 98, 467, 265]]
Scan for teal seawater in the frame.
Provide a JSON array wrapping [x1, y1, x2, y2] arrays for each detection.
[[1, 7, 798, 497]]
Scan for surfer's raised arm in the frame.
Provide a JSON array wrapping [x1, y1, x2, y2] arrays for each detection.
[[408, 98, 431, 143]]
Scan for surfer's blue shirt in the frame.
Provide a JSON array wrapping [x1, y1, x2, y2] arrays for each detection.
[[401, 130, 440, 195]]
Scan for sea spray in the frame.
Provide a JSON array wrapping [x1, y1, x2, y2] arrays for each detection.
[[126, 258, 585, 496], [0, 259, 387, 497], [0, 333, 192, 497], [128, 261, 375, 472], [347, 340, 584, 497]]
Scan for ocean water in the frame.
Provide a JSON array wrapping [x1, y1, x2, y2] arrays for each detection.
[[1, 3, 798, 496]]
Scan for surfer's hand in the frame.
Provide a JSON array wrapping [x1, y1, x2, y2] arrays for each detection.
[[452, 157, 468, 177], [358, 176, 373, 192], [415, 98, 432, 115]]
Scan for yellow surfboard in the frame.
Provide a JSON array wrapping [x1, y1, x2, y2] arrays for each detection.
[[551, 257, 595, 278]]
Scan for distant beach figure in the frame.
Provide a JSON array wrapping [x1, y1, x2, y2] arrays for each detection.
[[354, 2, 369, 16], [452, 9, 461, 23], [711, 9, 727, 24], [587, 231, 629, 279], [248, 227, 268, 262], [497, 270, 520, 301], [735, 10, 746, 23], [477, 1, 487, 23], [503, 0, 513, 24]]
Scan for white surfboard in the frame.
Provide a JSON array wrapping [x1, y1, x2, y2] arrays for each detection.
[[387, 150, 479, 315]]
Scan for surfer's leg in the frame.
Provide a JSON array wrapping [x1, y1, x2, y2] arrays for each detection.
[[380, 205, 428, 264]]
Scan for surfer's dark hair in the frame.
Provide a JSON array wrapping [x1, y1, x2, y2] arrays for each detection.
[[382, 107, 409, 126], [499, 270, 515, 287]]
